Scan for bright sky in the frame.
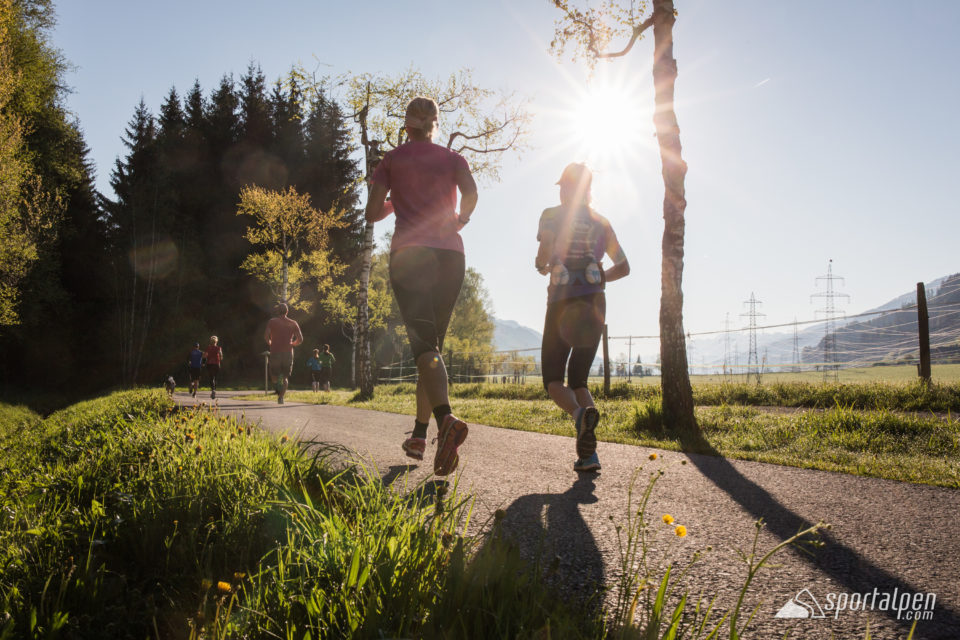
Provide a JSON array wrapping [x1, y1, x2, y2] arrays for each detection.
[[53, 1, 960, 353]]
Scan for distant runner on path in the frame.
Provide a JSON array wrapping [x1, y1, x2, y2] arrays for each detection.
[[365, 95, 479, 476], [187, 342, 204, 397], [317, 344, 335, 391], [536, 163, 630, 472], [306, 349, 323, 393], [204, 335, 223, 400], [264, 303, 303, 405]]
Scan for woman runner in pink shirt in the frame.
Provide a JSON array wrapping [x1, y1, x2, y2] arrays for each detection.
[[365, 96, 478, 476]]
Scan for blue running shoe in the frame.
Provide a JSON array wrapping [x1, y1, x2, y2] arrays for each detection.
[[574, 452, 601, 472]]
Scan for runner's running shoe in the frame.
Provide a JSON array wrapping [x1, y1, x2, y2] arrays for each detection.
[[211, 391, 216, 400], [576, 407, 599, 459], [433, 414, 468, 476], [402, 437, 426, 461], [574, 452, 601, 472]]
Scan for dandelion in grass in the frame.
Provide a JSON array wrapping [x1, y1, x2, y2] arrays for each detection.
[[662, 514, 674, 524], [674, 525, 687, 537], [217, 581, 232, 593], [649, 453, 657, 460], [201, 579, 212, 590], [280, 435, 288, 443], [195, 445, 203, 454]]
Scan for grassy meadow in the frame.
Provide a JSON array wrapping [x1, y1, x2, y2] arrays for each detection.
[[1, 389, 844, 639], [272, 378, 960, 488], [0, 389, 613, 638]]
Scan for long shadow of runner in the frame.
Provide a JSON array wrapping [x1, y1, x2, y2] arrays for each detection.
[[495, 474, 605, 610], [677, 427, 959, 639]]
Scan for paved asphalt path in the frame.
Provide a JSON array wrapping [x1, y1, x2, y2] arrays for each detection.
[[184, 391, 960, 639]]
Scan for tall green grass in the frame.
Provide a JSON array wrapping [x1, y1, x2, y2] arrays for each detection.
[[0, 391, 601, 638], [1, 391, 923, 639]]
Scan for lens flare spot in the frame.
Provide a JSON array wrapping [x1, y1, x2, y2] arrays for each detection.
[[128, 237, 178, 279]]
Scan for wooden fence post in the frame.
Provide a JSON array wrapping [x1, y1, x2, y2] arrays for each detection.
[[917, 282, 931, 383], [602, 324, 611, 395]]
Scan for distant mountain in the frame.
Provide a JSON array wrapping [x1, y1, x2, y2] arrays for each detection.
[[802, 273, 960, 365], [492, 318, 542, 354], [684, 273, 960, 372]]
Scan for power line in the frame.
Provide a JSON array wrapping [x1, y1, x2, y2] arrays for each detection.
[[741, 292, 765, 383], [811, 259, 850, 382]]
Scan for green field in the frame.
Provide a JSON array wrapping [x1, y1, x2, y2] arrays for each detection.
[[529, 363, 960, 386], [265, 379, 960, 488]]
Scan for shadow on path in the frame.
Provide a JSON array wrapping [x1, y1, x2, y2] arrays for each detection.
[[496, 474, 605, 608], [677, 427, 958, 639]]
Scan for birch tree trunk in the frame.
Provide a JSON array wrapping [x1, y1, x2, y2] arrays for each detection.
[[652, 0, 697, 431], [355, 219, 375, 397], [354, 92, 377, 398]]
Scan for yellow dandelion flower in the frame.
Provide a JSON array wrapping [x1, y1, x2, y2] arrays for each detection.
[[201, 579, 212, 589], [649, 453, 658, 461], [674, 525, 687, 538], [233, 572, 246, 580], [662, 514, 675, 524], [217, 581, 232, 593], [280, 435, 289, 443]]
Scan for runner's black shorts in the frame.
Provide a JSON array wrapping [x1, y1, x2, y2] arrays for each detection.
[[318, 368, 331, 385], [389, 246, 465, 360], [541, 292, 606, 391], [310, 370, 322, 383], [189, 367, 202, 382]]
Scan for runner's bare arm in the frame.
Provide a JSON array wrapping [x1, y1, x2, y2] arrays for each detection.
[[604, 228, 630, 283], [365, 183, 392, 223], [264, 323, 272, 347], [291, 323, 304, 347], [456, 166, 478, 226], [535, 229, 554, 275]]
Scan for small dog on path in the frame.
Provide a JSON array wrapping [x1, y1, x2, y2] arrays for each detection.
[[163, 376, 176, 396]]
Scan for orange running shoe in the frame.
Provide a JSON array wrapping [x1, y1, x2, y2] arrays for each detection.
[[433, 414, 468, 476], [402, 437, 426, 461]]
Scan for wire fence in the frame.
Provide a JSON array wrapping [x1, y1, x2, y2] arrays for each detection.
[[375, 278, 960, 385]]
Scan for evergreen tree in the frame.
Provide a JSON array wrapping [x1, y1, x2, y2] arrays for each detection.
[[236, 62, 279, 188], [102, 100, 167, 385], [0, 0, 111, 392], [302, 88, 362, 265], [269, 72, 305, 186]]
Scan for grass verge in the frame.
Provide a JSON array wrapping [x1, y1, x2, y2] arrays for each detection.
[[0, 390, 601, 638]]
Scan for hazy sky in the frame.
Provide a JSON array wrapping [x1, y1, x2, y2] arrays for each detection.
[[53, 1, 960, 358]]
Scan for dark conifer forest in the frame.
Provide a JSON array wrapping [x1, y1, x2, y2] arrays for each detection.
[[0, 2, 364, 397]]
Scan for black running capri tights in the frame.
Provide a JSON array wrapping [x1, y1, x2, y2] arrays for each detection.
[[389, 247, 466, 360], [541, 292, 606, 391]]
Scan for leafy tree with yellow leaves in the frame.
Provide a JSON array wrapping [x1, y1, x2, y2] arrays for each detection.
[[236, 185, 346, 313]]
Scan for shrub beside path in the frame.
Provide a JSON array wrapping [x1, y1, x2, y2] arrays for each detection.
[[196, 391, 960, 640]]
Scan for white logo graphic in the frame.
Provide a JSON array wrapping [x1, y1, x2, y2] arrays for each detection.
[[775, 587, 936, 621], [775, 588, 826, 619]]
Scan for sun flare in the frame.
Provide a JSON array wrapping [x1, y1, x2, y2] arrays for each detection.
[[567, 78, 651, 165]]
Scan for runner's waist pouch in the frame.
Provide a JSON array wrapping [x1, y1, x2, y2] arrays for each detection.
[[551, 257, 604, 287]]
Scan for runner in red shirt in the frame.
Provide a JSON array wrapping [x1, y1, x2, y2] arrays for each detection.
[[264, 303, 303, 405], [204, 336, 223, 400], [366, 96, 478, 476]]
